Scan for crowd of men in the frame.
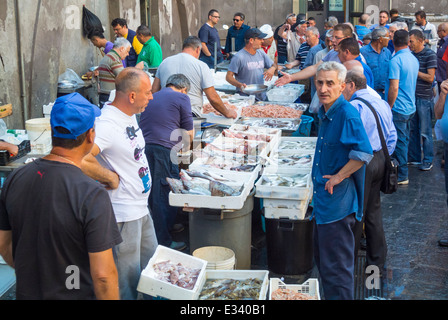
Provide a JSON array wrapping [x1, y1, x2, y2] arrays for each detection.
[[0, 7, 448, 301]]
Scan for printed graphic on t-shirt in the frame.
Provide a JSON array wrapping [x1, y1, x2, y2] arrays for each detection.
[[126, 125, 151, 194], [246, 61, 265, 70]]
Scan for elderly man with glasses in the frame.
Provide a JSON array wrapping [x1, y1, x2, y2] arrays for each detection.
[[198, 9, 224, 68], [224, 12, 251, 57]]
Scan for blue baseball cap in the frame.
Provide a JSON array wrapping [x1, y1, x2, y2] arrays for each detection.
[[51, 93, 101, 140]]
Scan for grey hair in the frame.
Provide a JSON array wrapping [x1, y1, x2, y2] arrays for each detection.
[[371, 26, 389, 40], [317, 61, 347, 84], [325, 29, 334, 38], [183, 36, 202, 50], [166, 74, 191, 93], [325, 16, 339, 28], [389, 21, 407, 30], [113, 37, 131, 49], [345, 70, 367, 90], [306, 26, 320, 36]]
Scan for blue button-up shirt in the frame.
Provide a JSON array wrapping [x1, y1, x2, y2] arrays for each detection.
[[312, 95, 373, 225], [224, 24, 251, 54], [385, 48, 419, 116], [349, 89, 397, 155], [360, 43, 392, 91]]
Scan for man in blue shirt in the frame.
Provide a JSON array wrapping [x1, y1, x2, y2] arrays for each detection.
[[385, 30, 419, 185], [224, 12, 250, 57], [343, 70, 397, 276], [312, 61, 373, 300], [360, 27, 392, 99], [338, 37, 375, 89], [434, 79, 448, 247], [198, 9, 224, 68], [355, 14, 370, 40]]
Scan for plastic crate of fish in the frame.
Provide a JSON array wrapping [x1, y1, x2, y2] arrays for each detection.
[[264, 151, 315, 174], [269, 278, 320, 300], [189, 152, 262, 174], [137, 245, 208, 300], [255, 169, 312, 201], [266, 85, 305, 103], [198, 270, 270, 300], [275, 136, 318, 154], [263, 188, 313, 220], [168, 169, 258, 210]]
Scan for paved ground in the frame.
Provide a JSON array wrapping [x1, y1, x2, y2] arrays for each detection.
[[2, 142, 448, 300]]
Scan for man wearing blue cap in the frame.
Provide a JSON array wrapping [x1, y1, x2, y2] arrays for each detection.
[[82, 67, 158, 300], [0, 93, 122, 300]]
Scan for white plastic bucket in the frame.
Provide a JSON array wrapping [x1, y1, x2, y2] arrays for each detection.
[[193, 246, 236, 270], [25, 118, 52, 154]]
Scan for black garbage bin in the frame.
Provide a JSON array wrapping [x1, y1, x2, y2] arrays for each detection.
[[265, 215, 314, 275]]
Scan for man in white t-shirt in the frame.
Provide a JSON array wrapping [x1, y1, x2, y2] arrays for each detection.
[[82, 68, 158, 300], [152, 36, 237, 119]]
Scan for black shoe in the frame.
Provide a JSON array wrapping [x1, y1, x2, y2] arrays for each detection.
[[170, 223, 185, 234], [438, 239, 448, 247]]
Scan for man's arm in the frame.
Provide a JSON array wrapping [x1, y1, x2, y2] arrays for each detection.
[[225, 70, 246, 91], [201, 43, 212, 57], [418, 68, 435, 84], [435, 80, 448, 119], [81, 144, 120, 190], [387, 79, 399, 109], [323, 159, 365, 195], [89, 249, 120, 300], [264, 65, 277, 81], [0, 142, 18, 156], [152, 77, 162, 93], [0, 230, 13, 268], [204, 86, 238, 119], [275, 61, 321, 86]]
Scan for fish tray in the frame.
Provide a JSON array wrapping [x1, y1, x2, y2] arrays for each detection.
[[169, 170, 258, 210], [269, 278, 321, 300], [266, 86, 304, 103], [137, 245, 208, 300], [263, 151, 315, 174], [254, 100, 309, 112], [255, 169, 313, 201], [263, 188, 313, 220], [236, 117, 302, 134], [198, 270, 270, 300], [275, 136, 318, 154]]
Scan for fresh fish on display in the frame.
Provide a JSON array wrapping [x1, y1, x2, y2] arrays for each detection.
[[203, 171, 232, 182], [199, 278, 263, 300], [271, 288, 318, 300], [275, 154, 313, 167], [261, 173, 309, 188], [152, 260, 201, 290], [210, 181, 243, 197], [230, 164, 258, 172], [279, 140, 316, 151], [166, 178, 186, 194]]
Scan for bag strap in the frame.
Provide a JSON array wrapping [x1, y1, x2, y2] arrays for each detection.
[[353, 97, 392, 163]]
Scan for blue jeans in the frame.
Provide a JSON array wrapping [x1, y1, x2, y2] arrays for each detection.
[[445, 142, 448, 205], [408, 97, 434, 164], [392, 111, 415, 181]]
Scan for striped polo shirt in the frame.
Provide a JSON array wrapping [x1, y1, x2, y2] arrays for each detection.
[[98, 50, 124, 94]]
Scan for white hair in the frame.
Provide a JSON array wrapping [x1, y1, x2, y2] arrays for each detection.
[[317, 61, 347, 84], [113, 37, 131, 49], [306, 26, 320, 37]]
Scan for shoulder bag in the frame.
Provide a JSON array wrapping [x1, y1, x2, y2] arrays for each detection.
[[354, 97, 399, 194]]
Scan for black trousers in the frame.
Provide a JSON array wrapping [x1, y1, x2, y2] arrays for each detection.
[[352, 150, 387, 271]]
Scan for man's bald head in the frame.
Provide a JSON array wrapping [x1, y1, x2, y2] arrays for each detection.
[[343, 60, 364, 74], [115, 68, 150, 94]]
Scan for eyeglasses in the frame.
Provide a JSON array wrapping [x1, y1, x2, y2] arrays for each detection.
[[212, 15, 220, 19], [233, 19, 241, 22], [332, 36, 345, 41]]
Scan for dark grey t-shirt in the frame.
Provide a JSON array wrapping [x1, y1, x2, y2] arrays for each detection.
[[412, 47, 438, 99], [0, 159, 122, 300]]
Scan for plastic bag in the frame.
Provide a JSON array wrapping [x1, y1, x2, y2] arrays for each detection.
[[82, 5, 104, 38], [58, 69, 85, 87]]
